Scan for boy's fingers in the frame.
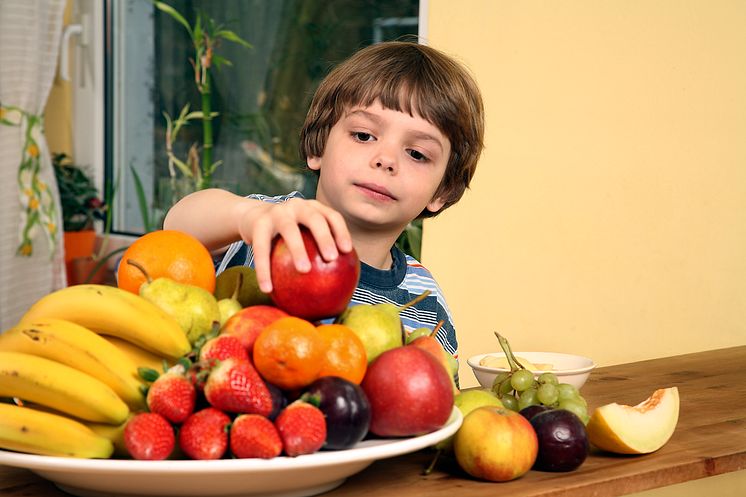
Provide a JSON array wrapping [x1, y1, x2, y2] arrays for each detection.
[[278, 226, 311, 273], [304, 218, 339, 262], [250, 226, 274, 294], [325, 210, 353, 253]]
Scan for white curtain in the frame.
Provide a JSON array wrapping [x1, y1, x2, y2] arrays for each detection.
[[0, 0, 67, 330]]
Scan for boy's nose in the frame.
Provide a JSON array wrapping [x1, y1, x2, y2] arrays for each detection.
[[372, 154, 396, 173]]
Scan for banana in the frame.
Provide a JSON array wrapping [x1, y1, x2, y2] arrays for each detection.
[[0, 351, 129, 424], [103, 335, 171, 375], [84, 414, 132, 458], [0, 319, 146, 409], [19, 284, 191, 359], [0, 403, 114, 458]]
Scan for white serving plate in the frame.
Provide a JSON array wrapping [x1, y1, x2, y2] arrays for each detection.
[[0, 407, 461, 497]]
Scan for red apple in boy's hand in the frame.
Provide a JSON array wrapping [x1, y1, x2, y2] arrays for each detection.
[[269, 228, 360, 321], [361, 346, 454, 437], [220, 305, 289, 354]]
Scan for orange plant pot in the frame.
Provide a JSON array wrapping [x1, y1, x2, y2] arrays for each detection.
[[64, 230, 97, 285], [63, 230, 97, 263]]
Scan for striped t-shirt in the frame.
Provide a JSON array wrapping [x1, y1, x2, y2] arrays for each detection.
[[215, 192, 460, 384]]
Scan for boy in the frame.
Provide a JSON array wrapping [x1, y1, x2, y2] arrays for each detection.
[[164, 41, 484, 382]]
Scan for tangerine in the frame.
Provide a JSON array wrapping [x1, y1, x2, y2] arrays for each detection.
[[117, 230, 216, 294], [252, 317, 324, 390], [316, 324, 367, 384]]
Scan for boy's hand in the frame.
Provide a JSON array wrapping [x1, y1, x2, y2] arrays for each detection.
[[236, 198, 353, 294]]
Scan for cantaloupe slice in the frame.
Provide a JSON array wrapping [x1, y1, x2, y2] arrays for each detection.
[[586, 386, 679, 454]]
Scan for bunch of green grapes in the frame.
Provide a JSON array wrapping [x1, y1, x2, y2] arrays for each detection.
[[491, 370, 589, 423]]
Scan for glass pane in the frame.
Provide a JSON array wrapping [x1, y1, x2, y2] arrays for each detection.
[[108, 0, 419, 235]]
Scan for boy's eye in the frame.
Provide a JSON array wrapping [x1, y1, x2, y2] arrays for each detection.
[[352, 132, 374, 142], [408, 149, 430, 162]]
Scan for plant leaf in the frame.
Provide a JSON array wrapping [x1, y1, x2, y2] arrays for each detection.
[[130, 166, 152, 232], [205, 160, 223, 176], [216, 29, 252, 49], [153, 1, 193, 38], [171, 157, 194, 178], [212, 55, 232, 68]]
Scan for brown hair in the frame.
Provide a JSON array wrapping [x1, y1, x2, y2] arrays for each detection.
[[299, 41, 485, 217]]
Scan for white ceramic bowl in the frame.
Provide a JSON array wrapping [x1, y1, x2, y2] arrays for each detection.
[[467, 351, 596, 390]]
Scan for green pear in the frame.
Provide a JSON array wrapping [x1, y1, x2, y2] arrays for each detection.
[[127, 260, 220, 345], [405, 326, 431, 344], [214, 266, 272, 307], [217, 271, 243, 327], [336, 291, 431, 363]]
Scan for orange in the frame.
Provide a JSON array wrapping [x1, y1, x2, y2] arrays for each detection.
[[316, 324, 367, 384], [252, 317, 324, 390], [117, 230, 216, 295]]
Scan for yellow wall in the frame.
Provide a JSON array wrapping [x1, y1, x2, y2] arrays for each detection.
[[423, 1, 746, 388]]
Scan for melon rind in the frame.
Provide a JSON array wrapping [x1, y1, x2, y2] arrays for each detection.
[[587, 386, 679, 454]]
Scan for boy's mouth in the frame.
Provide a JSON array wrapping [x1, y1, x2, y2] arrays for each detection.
[[355, 182, 396, 201]]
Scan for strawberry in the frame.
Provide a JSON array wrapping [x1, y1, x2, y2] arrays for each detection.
[[178, 407, 231, 460], [123, 412, 175, 460], [204, 357, 273, 416], [274, 401, 326, 456], [186, 361, 209, 392], [230, 414, 283, 459], [200, 334, 249, 365], [146, 366, 196, 424]]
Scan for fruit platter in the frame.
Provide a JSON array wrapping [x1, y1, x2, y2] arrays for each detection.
[[0, 230, 683, 496]]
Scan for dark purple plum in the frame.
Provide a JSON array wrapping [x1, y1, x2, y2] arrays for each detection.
[[529, 409, 589, 472], [519, 404, 551, 421], [302, 376, 371, 450], [266, 382, 288, 421]]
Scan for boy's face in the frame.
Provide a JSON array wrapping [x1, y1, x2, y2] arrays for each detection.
[[308, 100, 450, 234]]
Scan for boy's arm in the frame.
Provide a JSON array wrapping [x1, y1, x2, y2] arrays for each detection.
[[163, 188, 352, 293], [163, 188, 260, 253]]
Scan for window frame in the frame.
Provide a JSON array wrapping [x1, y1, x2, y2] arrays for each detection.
[[71, 0, 429, 244]]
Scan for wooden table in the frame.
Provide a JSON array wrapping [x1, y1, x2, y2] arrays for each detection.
[[2, 346, 745, 497]]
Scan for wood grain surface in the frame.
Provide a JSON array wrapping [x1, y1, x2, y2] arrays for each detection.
[[2, 346, 745, 497]]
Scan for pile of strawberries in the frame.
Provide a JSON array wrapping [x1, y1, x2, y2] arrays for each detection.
[[124, 334, 326, 460]]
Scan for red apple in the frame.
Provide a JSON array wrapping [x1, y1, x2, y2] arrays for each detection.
[[219, 305, 289, 354], [269, 228, 360, 321], [454, 405, 538, 482], [361, 346, 454, 437]]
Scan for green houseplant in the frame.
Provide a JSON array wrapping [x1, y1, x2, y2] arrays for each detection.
[[155, 1, 251, 196]]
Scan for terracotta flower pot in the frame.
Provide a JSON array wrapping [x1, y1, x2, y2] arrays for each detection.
[[64, 230, 97, 285], [64, 230, 97, 262]]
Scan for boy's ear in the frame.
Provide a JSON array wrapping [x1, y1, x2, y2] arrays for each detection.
[[307, 157, 321, 170], [425, 195, 447, 214]]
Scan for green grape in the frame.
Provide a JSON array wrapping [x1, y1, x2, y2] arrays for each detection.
[[559, 398, 589, 424], [536, 383, 559, 406], [517, 388, 539, 410], [557, 383, 579, 401], [510, 369, 535, 392], [537, 372, 559, 385], [491, 372, 511, 393], [498, 377, 514, 396], [500, 394, 519, 411]]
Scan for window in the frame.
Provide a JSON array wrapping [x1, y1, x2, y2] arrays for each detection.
[[106, 0, 420, 236]]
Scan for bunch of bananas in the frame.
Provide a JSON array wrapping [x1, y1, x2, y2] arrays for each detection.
[[0, 284, 191, 458]]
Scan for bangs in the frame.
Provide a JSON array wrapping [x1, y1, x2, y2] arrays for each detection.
[[331, 56, 456, 133]]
